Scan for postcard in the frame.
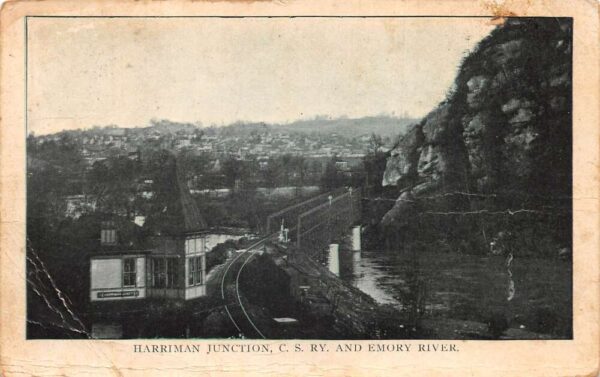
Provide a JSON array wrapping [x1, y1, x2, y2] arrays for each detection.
[[1, 0, 598, 376]]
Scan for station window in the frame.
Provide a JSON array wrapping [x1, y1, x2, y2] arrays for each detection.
[[187, 256, 203, 286], [152, 258, 178, 288], [185, 237, 205, 254], [122, 258, 136, 287]]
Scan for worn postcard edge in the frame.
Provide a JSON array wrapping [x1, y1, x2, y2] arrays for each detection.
[[0, 0, 599, 376]]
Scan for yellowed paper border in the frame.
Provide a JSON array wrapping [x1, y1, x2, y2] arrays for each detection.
[[1, 1, 599, 376]]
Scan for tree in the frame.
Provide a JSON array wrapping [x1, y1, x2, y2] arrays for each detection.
[[362, 149, 388, 196], [279, 154, 294, 186], [320, 157, 343, 190], [261, 159, 282, 189], [367, 133, 384, 154], [87, 156, 139, 215], [178, 149, 210, 182], [293, 156, 308, 187], [222, 157, 245, 191]]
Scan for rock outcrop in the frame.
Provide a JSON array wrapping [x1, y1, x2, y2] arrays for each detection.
[[381, 18, 572, 252]]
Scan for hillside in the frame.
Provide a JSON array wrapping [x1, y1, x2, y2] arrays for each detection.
[[277, 115, 415, 138], [380, 18, 572, 256], [35, 115, 415, 140]]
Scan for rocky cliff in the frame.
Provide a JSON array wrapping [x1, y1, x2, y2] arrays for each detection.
[[381, 18, 572, 253]]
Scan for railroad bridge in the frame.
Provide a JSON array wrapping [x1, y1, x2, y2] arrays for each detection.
[[219, 187, 363, 338], [266, 186, 362, 254]]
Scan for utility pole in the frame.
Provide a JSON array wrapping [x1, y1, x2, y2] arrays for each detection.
[[328, 194, 333, 244]]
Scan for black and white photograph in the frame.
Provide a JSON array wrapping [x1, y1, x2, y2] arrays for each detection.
[[25, 16, 572, 341]]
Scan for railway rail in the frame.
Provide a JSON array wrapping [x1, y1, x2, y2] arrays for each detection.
[[220, 234, 276, 339]]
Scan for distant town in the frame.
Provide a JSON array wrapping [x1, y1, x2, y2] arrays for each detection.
[[30, 115, 413, 163], [27, 116, 412, 222], [34, 119, 384, 167]]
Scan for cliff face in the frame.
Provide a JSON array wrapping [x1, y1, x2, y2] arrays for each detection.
[[381, 18, 572, 251]]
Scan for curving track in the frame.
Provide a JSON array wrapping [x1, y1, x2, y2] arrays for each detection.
[[220, 234, 276, 339]]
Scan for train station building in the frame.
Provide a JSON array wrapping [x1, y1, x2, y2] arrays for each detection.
[[89, 155, 223, 304]]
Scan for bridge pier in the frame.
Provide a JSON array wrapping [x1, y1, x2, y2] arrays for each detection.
[[328, 243, 340, 276], [352, 225, 362, 251]]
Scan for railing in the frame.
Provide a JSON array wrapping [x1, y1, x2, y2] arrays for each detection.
[[265, 188, 346, 235], [296, 187, 361, 251]]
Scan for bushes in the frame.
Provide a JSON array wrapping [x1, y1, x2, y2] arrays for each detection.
[[206, 240, 236, 272]]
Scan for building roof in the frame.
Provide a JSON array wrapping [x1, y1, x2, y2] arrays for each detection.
[[143, 152, 208, 236], [82, 214, 150, 253], [176, 156, 208, 232]]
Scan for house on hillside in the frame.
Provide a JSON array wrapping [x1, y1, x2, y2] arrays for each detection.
[[89, 155, 214, 304]]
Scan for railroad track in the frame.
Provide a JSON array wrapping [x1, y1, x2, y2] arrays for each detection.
[[220, 234, 277, 339], [219, 189, 359, 338]]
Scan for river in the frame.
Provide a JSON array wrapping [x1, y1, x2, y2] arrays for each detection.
[[324, 244, 572, 338]]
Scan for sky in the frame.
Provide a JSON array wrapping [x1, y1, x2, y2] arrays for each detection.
[[27, 17, 495, 135]]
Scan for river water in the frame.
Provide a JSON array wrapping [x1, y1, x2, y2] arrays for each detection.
[[325, 245, 572, 337]]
